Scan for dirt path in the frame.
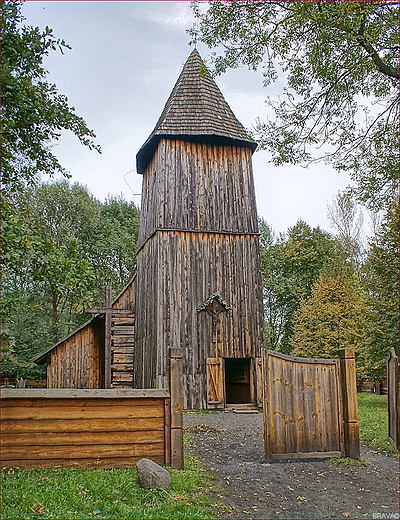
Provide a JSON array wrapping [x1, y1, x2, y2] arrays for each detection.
[[184, 411, 399, 520]]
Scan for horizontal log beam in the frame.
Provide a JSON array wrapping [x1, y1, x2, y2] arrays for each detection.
[[1, 389, 169, 399], [85, 308, 134, 316]]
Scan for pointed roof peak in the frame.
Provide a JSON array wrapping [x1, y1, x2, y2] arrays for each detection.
[[136, 50, 257, 173]]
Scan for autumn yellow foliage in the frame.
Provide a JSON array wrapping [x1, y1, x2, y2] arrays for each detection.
[[291, 271, 366, 359]]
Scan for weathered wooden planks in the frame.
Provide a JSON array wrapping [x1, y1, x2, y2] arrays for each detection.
[[110, 298, 135, 387], [135, 231, 265, 408], [1, 350, 184, 470], [1, 390, 175, 470], [263, 350, 346, 460], [134, 137, 266, 409], [47, 319, 104, 389], [137, 140, 259, 247], [387, 349, 399, 448]]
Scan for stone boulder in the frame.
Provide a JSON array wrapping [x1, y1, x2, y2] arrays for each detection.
[[136, 458, 171, 489]]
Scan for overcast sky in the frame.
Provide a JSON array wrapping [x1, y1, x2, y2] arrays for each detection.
[[22, 1, 360, 236]]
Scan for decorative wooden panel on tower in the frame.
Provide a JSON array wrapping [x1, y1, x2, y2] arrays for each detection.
[[134, 49, 266, 409]]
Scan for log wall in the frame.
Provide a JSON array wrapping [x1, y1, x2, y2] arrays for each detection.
[[111, 276, 135, 387], [1, 351, 184, 470], [1, 389, 169, 469], [135, 138, 266, 409]]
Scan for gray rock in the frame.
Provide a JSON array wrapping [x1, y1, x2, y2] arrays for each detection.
[[136, 458, 171, 489]]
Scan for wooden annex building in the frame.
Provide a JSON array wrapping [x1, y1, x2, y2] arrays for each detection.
[[34, 49, 266, 409], [33, 278, 136, 389]]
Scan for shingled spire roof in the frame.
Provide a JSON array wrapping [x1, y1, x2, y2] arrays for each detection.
[[136, 48, 257, 173]]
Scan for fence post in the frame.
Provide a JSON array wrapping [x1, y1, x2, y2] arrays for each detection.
[[339, 348, 360, 459], [387, 349, 399, 449], [169, 347, 183, 469]]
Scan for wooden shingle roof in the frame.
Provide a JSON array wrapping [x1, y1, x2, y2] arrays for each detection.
[[136, 48, 257, 173]]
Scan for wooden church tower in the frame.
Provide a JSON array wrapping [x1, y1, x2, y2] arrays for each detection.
[[134, 49, 266, 409]]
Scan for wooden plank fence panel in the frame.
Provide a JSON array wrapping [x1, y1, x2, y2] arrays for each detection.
[[1, 397, 165, 468], [263, 350, 349, 461], [387, 349, 399, 449], [1, 350, 184, 470]]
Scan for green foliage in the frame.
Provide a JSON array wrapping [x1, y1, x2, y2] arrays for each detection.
[[258, 219, 286, 349], [94, 195, 140, 294], [1, 181, 140, 379], [291, 270, 367, 359], [259, 212, 398, 378], [190, 0, 399, 210], [327, 191, 365, 270], [0, 456, 218, 520], [359, 199, 399, 379], [357, 393, 399, 456], [1, 1, 100, 191], [259, 218, 350, 353]]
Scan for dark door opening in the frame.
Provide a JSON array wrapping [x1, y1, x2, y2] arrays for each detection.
[[225, 358, 251, 404]]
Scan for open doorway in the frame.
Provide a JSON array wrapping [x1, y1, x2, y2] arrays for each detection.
[[225, 358, 251, 404]]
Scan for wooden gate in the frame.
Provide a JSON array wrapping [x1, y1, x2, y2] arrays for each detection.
[[262, 349, 359, 460], [206, 358, 224, 409]]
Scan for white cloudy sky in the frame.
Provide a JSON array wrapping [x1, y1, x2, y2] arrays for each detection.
[[21, 0, 360, 235]]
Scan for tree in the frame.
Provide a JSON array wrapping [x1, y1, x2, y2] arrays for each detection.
[[359, 199, 399, 379], [1, 1, 100, 191], [259, 218, 287, 349], [291, 270, 367, 360], [92, 196, 140, 293], [2, 182, 100, 343], [190, 1, 399, 210], [1, 181, 140, 378], [327, 191, 365, 270], [258, 218, 349, 353]]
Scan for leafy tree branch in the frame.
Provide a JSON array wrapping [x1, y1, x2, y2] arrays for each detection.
[[189, 0, 399, 210]]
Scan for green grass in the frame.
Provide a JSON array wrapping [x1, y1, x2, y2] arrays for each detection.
[[2, 395, 396, 519], [328, 457, 369, 467], [357, 392, 399, 457], [1, 455, 224, 520]]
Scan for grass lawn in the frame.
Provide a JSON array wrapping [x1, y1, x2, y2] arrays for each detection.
[[1, 455, 225, 520], [357, 392, 398, 457], [1, 394, 397, 519]]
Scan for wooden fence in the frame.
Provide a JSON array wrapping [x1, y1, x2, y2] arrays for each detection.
[[262, 348, 359, 461], [1, 378, 46, 389], [387, 349, 399, 449], [357, 379, 387, 395], [1, 349, 183, 470]]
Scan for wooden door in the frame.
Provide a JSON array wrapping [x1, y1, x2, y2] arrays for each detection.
[[262, 349, 344, 460], [206, 358, 224, 409]]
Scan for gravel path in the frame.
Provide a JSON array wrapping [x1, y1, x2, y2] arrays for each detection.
[[184, 411, 399, 520]]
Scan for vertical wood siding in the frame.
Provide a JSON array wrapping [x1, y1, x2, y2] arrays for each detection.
[[47, 320, 104, 389], [113, 276, 135, 311], [135, 139, 266, 409], [138, 139, 258, 246], [263, 350, 344, 460]]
